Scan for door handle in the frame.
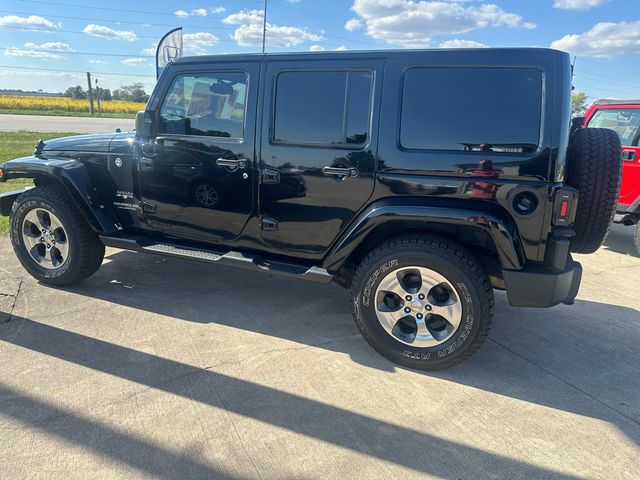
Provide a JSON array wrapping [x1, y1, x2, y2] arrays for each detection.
[[138, 157, 153, 170], [216, 158, 247, 169], [322, 166, 359, 179], [622, 150, 636, 161]]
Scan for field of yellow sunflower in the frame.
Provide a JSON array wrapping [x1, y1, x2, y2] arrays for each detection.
[[0, 95, 146, 115]]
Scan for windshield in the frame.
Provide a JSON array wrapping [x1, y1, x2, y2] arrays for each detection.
[[587, 108, 640, 147]]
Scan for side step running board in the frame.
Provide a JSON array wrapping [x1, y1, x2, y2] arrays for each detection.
[[99, 235, 333, 284]]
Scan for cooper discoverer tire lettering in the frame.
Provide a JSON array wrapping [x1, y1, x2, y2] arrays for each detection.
[[351, 235, 494, 370]]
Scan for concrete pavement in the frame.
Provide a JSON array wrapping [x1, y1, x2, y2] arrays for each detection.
[[0, 114, 134, 134], [0, 224, 639, 479]]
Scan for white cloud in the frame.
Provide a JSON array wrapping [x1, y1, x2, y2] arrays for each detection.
[[550, 21, 640, 57], [223, 9, 264, 25], [287, 0, 301, 3], [211, 7, 226, 14], [345, 18, 362, 31], [553, 0, 608, 11], [121, 58, 148, 66], [83, 24, 137, 41], [0, 14, 58, 31], [141, 46, 156, 55], [350, 0, 534, 48], [89, 59, 105, 64], [309, 45, 325, 51], [335, 45, 348, 51], [24, 41, 74, 52], [184, 32, 219, 56], [439, 39, 488, 48], [223, 9, 322, 47], [4, 47, 65, 60], [175, 7, 211, 17]]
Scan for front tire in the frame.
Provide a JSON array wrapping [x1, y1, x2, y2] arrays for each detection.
[[635, 223, 640, 257], [351, 235, 494, 370], [9, 185, 105, 286]]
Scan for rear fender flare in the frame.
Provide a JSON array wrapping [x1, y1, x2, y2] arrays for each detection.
[[322, 201, 525, 272]]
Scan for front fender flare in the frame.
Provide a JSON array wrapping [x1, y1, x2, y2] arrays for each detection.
[[0, 156, 121, 233], [322, 202, 525, 272]]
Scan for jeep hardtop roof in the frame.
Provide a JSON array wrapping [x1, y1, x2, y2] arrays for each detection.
[[170, 47, 568, 65]]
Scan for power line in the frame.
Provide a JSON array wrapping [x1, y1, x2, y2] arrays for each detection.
[[575, 70, 638, 88], [0, 9, 237, 31], [0, 64, 155, 78], [0, 24, 160, 39], [2, 46, 153, 58], [16, 0, 228, 19], [9, 0, 375, 49]]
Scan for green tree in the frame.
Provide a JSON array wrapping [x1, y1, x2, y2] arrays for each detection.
[[113, 83, 149, 103], [95, 87, 111, 101], [64, 85, 86, 99], [571, 91, 588, 117]]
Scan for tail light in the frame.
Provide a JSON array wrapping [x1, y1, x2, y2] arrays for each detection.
[[553, 188, 578, 226]]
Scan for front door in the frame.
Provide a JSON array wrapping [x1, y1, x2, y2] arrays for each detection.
[[139, 64, 259, 242], [259, 58, 383, 256]]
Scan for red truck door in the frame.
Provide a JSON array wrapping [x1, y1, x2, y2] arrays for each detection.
[[584, 104, 640, 207]]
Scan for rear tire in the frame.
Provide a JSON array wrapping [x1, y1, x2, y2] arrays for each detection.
[[9, 185, 105, 286], [566, 128, 622, 254], [351, 235, 494, 370]]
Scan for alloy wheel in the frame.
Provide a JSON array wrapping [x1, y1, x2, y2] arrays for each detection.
[[374, 266, 463, 347], [21, 208, 69, 270]]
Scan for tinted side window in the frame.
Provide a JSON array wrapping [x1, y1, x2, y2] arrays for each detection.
[[159, 71, 247, 139], [400, 68, 542, 153], [273, 70, 372, 146]]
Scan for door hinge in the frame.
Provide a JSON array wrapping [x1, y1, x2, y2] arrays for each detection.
[[261, 168, 280, 184], [260, 216, 279, 231]]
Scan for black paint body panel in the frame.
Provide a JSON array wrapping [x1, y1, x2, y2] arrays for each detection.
[[0, 48, 574, 292]]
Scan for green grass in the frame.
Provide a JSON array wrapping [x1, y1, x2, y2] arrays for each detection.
[[0, 109, 136, 119], [1, 131, 79, 234]]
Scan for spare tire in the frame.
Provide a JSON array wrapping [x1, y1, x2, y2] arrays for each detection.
[[566, 128, 622, 254]]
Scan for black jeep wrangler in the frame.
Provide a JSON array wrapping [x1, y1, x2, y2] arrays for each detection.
[[0, 48, 622, 370]]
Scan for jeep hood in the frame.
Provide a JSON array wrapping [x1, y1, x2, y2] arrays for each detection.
[[40, 131, 135, 154]]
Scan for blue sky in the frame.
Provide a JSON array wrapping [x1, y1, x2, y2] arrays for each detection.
[[0, 0, 638, 101]]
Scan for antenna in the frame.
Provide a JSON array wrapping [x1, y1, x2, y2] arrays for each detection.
[[262, 0, 268, 54]]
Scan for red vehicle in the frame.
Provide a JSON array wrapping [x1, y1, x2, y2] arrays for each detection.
[[583, 100, 640, 254]]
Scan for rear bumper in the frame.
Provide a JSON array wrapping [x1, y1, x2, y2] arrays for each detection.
[[503, 260, 582, 308]]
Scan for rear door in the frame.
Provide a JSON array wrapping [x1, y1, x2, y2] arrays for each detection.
[[586, 106, 640, 206], [258, 58, 383, 255]]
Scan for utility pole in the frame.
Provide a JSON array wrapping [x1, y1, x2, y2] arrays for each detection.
[[86, 72, 95, 115], [262, 0, 267, 54], [95, 77, 102, 116]]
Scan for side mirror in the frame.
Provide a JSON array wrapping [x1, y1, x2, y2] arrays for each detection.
[[135, 110, 154, 139]]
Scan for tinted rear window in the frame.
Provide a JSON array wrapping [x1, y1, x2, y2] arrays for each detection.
[[400, 67, 542, 153], [273, 70, 372, 146]]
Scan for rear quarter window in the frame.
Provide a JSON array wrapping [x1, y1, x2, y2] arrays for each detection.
[[400, 67, 543, 153]]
